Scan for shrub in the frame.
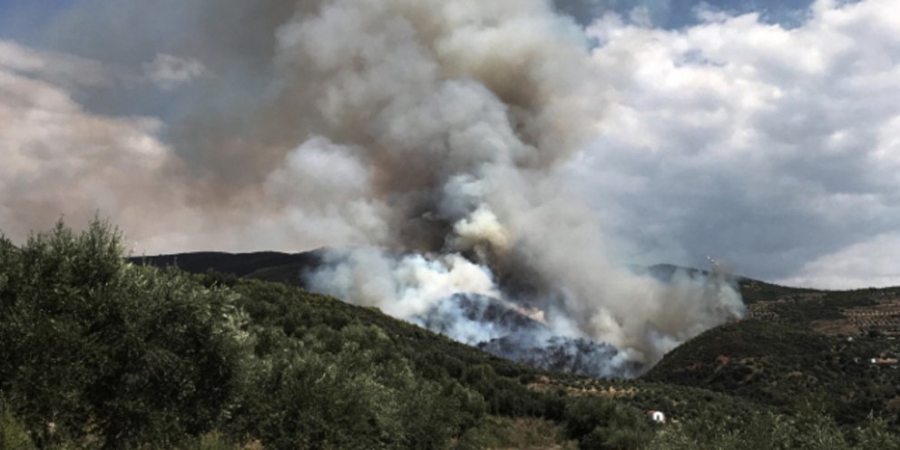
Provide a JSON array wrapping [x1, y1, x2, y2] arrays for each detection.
[[0, 220, 250, 448]]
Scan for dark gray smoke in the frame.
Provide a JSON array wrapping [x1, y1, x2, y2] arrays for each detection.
[[1, 0, 744, 376]]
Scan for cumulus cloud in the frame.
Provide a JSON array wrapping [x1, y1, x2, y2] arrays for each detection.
[[0, 40, 182, 242], [780, 233, 900, 289], [573, 0, 900, 287]]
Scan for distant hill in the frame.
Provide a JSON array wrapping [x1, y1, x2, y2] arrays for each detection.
[[131, 251, 324, 287], [739, 278, 900, 337]]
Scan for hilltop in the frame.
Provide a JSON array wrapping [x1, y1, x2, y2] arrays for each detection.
[[739, 278, 900, 337], [131, 251, 324, 288]]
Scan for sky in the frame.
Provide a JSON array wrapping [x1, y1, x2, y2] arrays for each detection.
[[0, 0, 898, 290]]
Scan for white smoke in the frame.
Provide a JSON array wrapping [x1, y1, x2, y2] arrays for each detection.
[[0, 0, 745, 375], [308, 249, 500, 319]]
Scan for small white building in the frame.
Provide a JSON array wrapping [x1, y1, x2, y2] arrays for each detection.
[[647, 410, 666, 424]]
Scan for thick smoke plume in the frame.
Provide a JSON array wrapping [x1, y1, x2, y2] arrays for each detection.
[[0, 0, 744, 375]]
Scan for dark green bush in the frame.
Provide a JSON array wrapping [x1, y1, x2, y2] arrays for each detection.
[[0, 221, 250, 448], [564, 396, 652, 450]]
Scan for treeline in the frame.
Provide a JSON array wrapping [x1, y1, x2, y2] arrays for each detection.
[[1, 222, 898, 449]]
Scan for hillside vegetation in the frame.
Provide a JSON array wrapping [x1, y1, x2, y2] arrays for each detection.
[[645, 319, 900, 427], [1, 221, 898, 449], [741, 278, 900, 335], [644, 275, 900, 431]]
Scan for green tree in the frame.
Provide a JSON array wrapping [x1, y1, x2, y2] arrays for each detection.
[[0, 220, 251, 448]]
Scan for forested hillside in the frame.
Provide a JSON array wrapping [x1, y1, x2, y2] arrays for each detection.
[[645, 314, 900, 428], [1, 222, 898, 449]]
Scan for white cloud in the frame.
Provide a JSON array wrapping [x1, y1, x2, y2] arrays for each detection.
[[778, 233, 900, 289], [142, 53, 206, 90], [0, 40, 186, 243], [574, 0, 900, 287], [0, 40, 110, 87], [0, 40, 397, 255]]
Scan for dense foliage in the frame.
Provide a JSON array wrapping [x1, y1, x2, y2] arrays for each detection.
[[0, 221, 563, 449], [1, 221, 898, 449]]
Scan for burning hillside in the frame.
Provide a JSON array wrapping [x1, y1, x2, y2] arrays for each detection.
[[4, 0, 745, 376]]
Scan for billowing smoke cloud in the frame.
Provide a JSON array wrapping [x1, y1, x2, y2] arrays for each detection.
[[0, 0, 744, 375], [271, 0, 744, 373], [308, 248, 742, 375]]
